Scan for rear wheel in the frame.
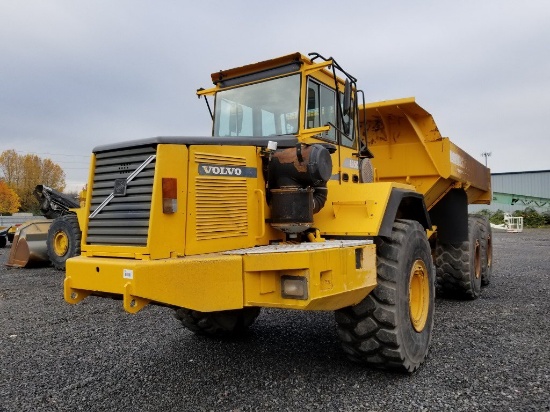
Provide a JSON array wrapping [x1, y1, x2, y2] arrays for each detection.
[[475, 215, 493, 286], [435, 216, 482, 299], [335, 219, 435, 373], [0, 236, 6, 248], [174, 307, 261, 338], [47, 214, 81, 270]]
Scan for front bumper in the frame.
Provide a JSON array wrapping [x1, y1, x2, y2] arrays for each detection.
[[65, 241, 377, 313]]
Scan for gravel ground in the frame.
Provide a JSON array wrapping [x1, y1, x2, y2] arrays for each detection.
[[0, 229, 549, 411]]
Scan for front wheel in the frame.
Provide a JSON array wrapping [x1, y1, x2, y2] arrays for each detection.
[[46, 214, 82, 270], [335, 219, 435, 373]]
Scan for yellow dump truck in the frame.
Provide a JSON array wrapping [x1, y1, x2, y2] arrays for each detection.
[[65, 52, 492, 372]]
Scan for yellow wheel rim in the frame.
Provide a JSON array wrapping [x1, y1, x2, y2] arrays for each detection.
[[474, 239, 481, 279], [53, 231, 69, 256], [409, 259, 430, 332]]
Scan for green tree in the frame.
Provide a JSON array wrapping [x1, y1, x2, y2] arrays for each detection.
[[513, 207, 546, 228], [489, 209, 505, 225], [477, 209, 492, 218]]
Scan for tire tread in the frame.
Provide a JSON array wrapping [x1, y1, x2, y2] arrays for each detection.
[[335, 219, 435, 373]]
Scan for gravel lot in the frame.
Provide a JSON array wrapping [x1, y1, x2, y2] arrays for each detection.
[[1, 229, 549, 411]]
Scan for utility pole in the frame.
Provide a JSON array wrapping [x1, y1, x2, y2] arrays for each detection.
[[481, 152, 491, 167]]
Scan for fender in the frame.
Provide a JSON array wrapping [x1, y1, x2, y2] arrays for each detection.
[[378, 189, 431, 238], [429, 188, 468, 243]]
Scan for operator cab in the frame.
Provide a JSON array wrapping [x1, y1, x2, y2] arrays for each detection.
[[197, 52, 370, 158]]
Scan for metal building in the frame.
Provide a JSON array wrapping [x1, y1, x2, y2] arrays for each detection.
[[470, 169, 550, 213]]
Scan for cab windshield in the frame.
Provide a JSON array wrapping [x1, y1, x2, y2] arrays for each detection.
[[213, 74, 300, 137]]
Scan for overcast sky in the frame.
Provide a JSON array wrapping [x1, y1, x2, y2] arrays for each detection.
[[1, 0, 549, 191]]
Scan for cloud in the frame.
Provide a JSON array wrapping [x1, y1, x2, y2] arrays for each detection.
[[1, 0, 549, 192]]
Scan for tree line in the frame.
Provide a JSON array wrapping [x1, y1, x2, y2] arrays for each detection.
[[478, 207, 550, 228], [0, 150, 65, 214]]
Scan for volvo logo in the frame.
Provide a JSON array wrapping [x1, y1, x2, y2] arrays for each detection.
[[198, 164, 257, 178], [201, 165, 242, 176]]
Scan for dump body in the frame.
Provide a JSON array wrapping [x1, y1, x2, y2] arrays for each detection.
[[359, 97, 491, 210]]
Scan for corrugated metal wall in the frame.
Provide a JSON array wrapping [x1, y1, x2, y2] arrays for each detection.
[[470, 170, 550, 213], [492, 170, 550, 198]]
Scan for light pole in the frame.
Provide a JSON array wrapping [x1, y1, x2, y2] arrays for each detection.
[[481, 152, 491, 167]]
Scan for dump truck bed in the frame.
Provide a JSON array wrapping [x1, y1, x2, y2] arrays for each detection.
[[359, 97, 491, 209]]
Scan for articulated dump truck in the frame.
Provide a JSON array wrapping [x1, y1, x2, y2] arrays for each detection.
[[65, 52, 491, 372]]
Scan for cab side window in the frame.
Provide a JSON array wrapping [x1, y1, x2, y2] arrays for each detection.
[[306, 79, 336, 142]]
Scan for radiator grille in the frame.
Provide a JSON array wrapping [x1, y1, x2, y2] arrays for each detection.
[[194, 152, 246, 166], [87, 146, 156, 246], [195, 152, 248, 241]]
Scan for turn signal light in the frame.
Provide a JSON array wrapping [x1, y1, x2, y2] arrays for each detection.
[[162, 178, 177, 214]]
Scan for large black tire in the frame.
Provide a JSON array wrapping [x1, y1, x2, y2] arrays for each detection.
[[46, 214, 82, 271], [435, 216, 482, 299], [0, 235, 6, 248], [475, 215, 493, 286], [335, 219, 435, 373], [174, 307, 261, 338]]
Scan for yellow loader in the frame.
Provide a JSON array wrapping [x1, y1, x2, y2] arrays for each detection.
[[6, 185, 83, 269]]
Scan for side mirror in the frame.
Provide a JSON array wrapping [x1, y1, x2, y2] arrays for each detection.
[[342, 79, 352, 134], [343, 79, 352, 116]]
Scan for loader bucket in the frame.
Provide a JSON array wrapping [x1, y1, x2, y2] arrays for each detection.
[[6, 220, 52, 268]]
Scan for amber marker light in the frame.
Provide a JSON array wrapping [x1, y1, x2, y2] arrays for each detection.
[[162, 178, 177, 214]]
